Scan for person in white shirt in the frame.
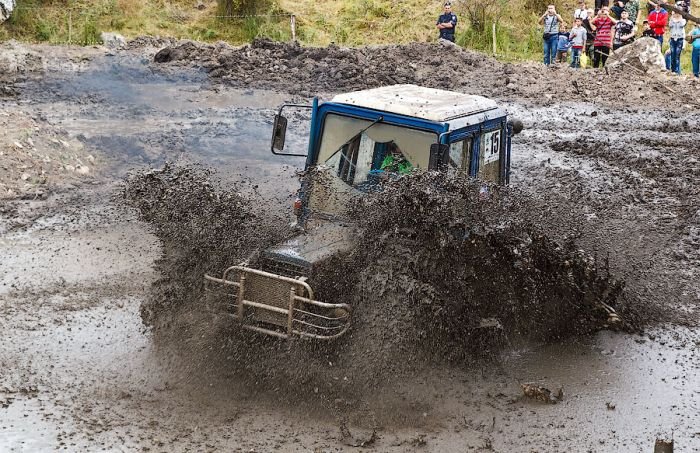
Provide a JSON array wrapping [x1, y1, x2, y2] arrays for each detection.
[[574, 0, 590, 20]]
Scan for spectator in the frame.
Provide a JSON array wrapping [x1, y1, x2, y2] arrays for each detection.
[[668, 11, 687, 74], [575, 0, 590, 20], [647, 3, 668, 47], [688, 22, 700, 77], [557, 24, 572, 63], [641, 20, 656, 37], [539, 4, 565, 65], [676, 0, 691, 13], [570, 17, 588, 68], [613, 10, 636, 50], [436, 2, 458, 43], [583, 7, 597, 61], [591, 6, 618, 67], [595, 0, 611, 14], [624, 0, 641, 24], [611, 0, 629, 19]]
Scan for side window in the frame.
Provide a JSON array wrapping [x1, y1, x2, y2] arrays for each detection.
[[448, 138, 472, 172]]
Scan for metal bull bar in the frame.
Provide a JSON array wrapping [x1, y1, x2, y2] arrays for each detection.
[[204, 265, 352, 340]]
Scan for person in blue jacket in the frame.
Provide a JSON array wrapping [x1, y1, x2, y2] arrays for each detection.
[[436, 2, 458, 42]]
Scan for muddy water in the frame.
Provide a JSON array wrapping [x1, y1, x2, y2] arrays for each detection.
[[2, 49, 699, 451]]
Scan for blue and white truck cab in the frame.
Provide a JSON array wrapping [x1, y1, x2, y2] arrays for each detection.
[[205, 84, 522, 340]]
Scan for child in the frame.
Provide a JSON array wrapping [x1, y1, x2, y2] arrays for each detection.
[[689, 23, 700, 78], [557, 24, 572, 63], [642, 20, 655, 38], [569, 17, 588, 68]]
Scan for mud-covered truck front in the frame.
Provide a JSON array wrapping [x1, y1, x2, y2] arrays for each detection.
[[205, 84, 522, 340]]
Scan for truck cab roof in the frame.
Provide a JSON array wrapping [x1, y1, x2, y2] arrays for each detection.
[[331, 84, 504, 128]]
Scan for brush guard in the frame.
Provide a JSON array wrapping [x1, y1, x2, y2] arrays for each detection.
[[204, 265, 351, 340]]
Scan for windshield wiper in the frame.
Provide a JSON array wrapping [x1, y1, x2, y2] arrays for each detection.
[[324, 116, 384, 163]]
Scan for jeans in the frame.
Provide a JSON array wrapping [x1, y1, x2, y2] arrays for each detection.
[[593, 45, 610, 68], [595, 0, 610, 13], [692, 47, 700, 77], [656, 34, 664, 48], [543, 34, 558, 65], [670, 38, 684, 74], [571, 47, 583, 68]]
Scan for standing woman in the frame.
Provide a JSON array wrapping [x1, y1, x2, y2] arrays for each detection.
[[668, 11, 687, 74], [539, 4, 565, 66]]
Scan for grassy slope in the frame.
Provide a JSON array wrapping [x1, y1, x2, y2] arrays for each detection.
[[1, 0, 694, 69]]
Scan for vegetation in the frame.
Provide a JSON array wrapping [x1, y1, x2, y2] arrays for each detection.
[[0, 0, 695, 70]]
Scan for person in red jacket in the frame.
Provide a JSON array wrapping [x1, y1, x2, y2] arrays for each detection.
[[647, 2, 668, 47]]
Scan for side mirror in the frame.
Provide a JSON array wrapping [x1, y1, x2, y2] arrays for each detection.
[[429, 143, 449, 170], [508, 118, 524, 135], [271, 114, 288, 152]]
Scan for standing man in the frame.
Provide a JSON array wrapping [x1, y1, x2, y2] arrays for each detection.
[[590, 6, 617, 67], [436, 2, 458, 43], [647, 2, 668, 47], [613, 10, 636, 50], [539, 4, 565, 65]]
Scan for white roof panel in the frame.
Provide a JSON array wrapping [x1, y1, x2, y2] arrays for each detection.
[[331, 84, 499, 123]]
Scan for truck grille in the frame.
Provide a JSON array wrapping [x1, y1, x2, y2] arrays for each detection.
[[260, 257, 309, 279]]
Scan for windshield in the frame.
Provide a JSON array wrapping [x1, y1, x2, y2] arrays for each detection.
[[317, 114, 436, 187]]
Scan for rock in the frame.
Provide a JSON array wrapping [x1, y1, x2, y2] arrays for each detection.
[[75, 165, 90, 175], [100, 32, 127, 50], [0, 0, 15, 24], [20, 172, 30, 181], [607, 37, 666, 73]]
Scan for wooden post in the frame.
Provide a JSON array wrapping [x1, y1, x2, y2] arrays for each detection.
[[291, 14, 296, 42], [492, 22, 497, 56], [68, 10, 72, 44]]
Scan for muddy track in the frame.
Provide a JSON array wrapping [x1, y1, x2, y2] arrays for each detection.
[[1, 39, 699, 451]]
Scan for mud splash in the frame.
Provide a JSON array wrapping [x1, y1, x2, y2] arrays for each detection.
[[121, 164, 635, 394]]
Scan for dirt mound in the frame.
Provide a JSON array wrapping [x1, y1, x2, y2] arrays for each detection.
[[152, 38, 700, 107]]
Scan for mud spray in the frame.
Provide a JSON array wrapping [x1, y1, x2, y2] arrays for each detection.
[[121, 164, 641, 402]]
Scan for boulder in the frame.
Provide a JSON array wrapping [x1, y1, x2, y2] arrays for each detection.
[[0, 0, 15, 24], [100, 32, 127, 50], [607, 37, 666, 73]]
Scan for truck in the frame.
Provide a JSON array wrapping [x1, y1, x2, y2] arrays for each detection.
[[204, 84, 522, 341]]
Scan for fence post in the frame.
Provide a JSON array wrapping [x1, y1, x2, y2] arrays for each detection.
[[492, 22, 497, 56], [290, 14, 296, 42], [68, 10, 72, 44]]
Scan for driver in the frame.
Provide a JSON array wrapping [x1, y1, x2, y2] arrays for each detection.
[[380, 142, 413, 175]]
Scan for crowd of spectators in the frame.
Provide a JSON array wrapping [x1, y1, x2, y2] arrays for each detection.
[[538, 1, 700, 77]]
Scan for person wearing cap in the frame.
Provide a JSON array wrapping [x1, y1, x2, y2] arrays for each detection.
[[436, 2, 458, 43]]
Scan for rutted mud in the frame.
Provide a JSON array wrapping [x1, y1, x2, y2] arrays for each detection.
[[1, 39, 699, 451]]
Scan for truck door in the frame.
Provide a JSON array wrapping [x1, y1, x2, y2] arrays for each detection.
[[477, 127, 504, 183]]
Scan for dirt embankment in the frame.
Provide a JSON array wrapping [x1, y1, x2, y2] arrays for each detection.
[[152, 38, 700, 107]]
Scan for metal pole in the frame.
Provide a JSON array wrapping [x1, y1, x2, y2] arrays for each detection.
[[291, 14, 296, 42]]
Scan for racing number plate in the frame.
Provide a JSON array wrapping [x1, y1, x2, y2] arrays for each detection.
[[482, 130, 501, 164]]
